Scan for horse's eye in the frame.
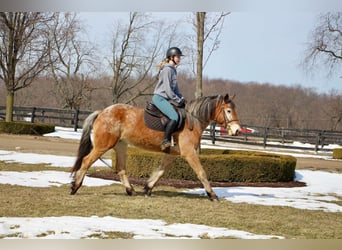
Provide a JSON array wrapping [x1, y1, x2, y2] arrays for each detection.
[[226, 109, 231, 113]]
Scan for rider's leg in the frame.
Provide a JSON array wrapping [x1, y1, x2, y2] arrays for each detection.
[[161, 119, 177, 152], [152, 95, 179, 152]]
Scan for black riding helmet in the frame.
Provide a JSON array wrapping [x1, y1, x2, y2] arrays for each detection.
[[166, 47, 184, 58]]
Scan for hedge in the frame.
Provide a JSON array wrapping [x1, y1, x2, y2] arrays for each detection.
[[0, 121, 55, 135], [111, 148, 297, 183], [333, 148, 342, 159]]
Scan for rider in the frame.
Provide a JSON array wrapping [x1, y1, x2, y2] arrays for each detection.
[[152, 47, 186, 152]]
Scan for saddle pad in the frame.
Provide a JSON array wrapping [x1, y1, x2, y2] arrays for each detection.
[[144, 110, 166, 131]]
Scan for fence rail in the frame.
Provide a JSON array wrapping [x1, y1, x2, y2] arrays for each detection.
[[1, 106, 342, 152], [0, 106, 91, 131], [203, 123, 342, 152]]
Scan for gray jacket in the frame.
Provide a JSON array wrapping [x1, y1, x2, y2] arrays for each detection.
[[153, 64, 183, 103]]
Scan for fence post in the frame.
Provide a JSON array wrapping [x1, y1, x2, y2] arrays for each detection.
[[243, 126, 248, 142], [74, 110, 79, 132], [211, 122, 216, 144], [41, 110, 45, 123], [30, 107, 36, 123], [315, 131, 322, 152], [320, 131, 325, 150], [263, 127, 268, 148]]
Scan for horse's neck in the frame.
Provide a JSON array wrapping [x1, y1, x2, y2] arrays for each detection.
[[186, 112, 211, 132]]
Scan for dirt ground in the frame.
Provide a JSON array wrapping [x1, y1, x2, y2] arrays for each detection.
[[1, 133, 341, 174]]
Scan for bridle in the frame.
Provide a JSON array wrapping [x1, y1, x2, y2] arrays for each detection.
[[213, 100, 239, 130]]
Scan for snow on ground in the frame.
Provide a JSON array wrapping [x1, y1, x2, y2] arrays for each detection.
[[0, 216, 283, 239], [0, 170, 118, 187], [186, 170, 342, 213], [44, 126, 83, 140], [0, 149, 111, 168], [0, 126, 341, 239]]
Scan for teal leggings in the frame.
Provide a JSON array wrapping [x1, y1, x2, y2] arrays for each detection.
[[152, 95, 179, 122]]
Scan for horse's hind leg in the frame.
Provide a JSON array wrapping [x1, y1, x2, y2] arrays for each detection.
[[144, 154, 175, 196], [114, 141, 136, 196], [71, 148, 106, 195]]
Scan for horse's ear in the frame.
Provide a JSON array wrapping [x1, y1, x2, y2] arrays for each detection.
[[224, 94, 229, 103], [230, 94, 236, 100]]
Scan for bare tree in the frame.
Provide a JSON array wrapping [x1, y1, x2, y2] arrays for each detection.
[[0, 12, 54, 121], [195, 12, 205, 99], [302, 12, 342, 130], [303, 12, 342, 77], [108, 12, 178, 104], [47, 13, 98, 110], [322, 91, 342, 130], [187, 12, 229, 98]]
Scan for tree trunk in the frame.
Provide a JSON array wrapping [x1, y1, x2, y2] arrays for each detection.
[[195, 12, 205, 99], [5, 92, 14, 122]]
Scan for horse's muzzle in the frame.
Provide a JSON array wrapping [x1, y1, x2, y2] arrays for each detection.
[[227, 123, 241, 136]]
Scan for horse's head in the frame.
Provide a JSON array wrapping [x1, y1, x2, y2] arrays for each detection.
[[214, 94, 241, 136]]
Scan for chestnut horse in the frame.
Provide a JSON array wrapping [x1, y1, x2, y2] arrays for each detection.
[[71, 94, 241, 201]]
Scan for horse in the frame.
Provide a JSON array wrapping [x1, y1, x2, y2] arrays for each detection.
[[70, 93, 241, 201]]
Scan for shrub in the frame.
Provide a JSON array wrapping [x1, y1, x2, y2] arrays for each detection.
[[333, 148, 342, 159], [0, 121, 55, 135], [111, 147, 297, 183]]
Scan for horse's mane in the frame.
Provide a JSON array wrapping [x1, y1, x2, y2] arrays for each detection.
[[186, 95, 223, 128]]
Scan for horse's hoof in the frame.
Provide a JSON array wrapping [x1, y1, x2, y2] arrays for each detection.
[[210, 197, 220, 202], [143, 185, 152, 197], [70, 180, 83, 195], [126, 188, 137, 196], [207, 192, 219, 202], [70, 182, 77, 195], [70, 187, 77, 195]]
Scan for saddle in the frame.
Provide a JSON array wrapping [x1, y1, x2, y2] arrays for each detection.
[[144, 101, 186, 132]]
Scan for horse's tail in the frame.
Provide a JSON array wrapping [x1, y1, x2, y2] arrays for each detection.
[[71, 110, 100, 175]]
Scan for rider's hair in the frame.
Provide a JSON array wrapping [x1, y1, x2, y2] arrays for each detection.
[[157, 58, 171, 71]]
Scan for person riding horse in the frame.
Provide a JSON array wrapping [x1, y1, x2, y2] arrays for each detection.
[[152, 47, 186, 152], [70, 48, 241, 201]]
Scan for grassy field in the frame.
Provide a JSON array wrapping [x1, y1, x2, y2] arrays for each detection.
[[0, 161, 342, 239]]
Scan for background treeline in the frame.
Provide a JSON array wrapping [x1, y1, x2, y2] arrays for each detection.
[[1, 74, 341, 131], [1, 12, 342, 131]]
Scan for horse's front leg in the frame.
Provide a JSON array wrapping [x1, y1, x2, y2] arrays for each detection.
[[114, 141, 136, 196], [183, 149, 218, 201], [144, 154, 176, 196]]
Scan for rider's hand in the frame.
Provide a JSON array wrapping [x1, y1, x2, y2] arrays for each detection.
[[178, 98, 186, 108]]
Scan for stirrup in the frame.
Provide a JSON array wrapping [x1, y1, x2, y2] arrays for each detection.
[[161, 140, 171, 152]]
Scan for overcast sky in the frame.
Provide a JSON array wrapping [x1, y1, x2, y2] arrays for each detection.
[[79, 12, 341, 94]]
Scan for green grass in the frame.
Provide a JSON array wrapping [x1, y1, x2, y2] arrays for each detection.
[[0, 161, 342, 239]]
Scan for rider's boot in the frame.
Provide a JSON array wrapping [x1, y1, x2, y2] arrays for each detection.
[[161, 119, 177, 153]]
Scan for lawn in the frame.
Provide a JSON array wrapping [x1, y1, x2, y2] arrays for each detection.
[[1, 161, 341, 239]]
